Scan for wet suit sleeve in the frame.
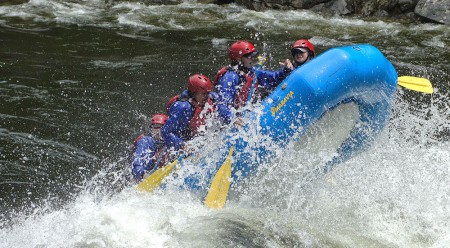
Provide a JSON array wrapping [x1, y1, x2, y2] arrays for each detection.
[[161, 101, 193, 150], [256, 66, 290, 89], [215, 71, 240, 125], [131, 136, 156, 181]]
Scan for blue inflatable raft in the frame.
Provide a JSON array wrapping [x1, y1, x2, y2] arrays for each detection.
[[141, 44, 398, 201]]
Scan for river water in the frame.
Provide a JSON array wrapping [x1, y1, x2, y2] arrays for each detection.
[[1, 0, 449, 247]]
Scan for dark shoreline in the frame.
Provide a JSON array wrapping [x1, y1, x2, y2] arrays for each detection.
[[1, 0, 448, 25], [226, 0, 448, 25]]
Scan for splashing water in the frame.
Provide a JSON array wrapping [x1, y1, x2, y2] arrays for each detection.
[[1, 0, 449, 247]]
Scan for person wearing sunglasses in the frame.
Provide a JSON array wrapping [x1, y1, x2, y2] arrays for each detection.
[[131, 113, 169, 182], [214, 40, 291, 125]]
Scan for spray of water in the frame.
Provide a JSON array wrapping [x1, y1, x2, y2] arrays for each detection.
[[1, 1, 449, 247]]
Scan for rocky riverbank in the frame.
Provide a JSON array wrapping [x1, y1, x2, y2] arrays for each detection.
[[227, 0, 449, 25], [1, 0, 448, 25]]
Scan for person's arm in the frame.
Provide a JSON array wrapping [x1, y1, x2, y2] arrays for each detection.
[[257, 66, 291, 89], [215, 72, 239, 124], [161, 101, 193, 150], [131, 136, 156, 181]]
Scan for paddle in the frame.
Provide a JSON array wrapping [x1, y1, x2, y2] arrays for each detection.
[[136, 155, 183, 192], [204, 146, 235, 209], [398, 76, 433, 94]]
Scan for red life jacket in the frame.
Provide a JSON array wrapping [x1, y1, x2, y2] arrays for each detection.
[[213, 66, 228, 85], [167, 95, 215, 138], [166, 94, 180, 114], [153, 146, 170, 169], [234, 72, 256, 109], [132, 134, 145, 153], [188, 98, 215, 137], [214, 66, 257, 109]]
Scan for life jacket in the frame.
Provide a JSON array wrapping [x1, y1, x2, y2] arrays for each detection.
[[152, 145, 170, 169], [166, 94, 180, 114], [188, 98, 214, 137], [234, 71, 256, 109], [214, 66, 257, 109], [167, 93, 215, 138], [132, 135, 168, 169], [213, 66, 228, 85], [132, 133, 145, 153]]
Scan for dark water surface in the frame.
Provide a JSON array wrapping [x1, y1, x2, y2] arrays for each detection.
[[1, 1, 449, 247]]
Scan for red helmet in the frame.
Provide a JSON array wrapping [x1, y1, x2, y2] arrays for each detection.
[[229, 40, 257, 62], [291, 39, 315, 57], [187, 74, 212, 93], [150, 114, 168, 125]]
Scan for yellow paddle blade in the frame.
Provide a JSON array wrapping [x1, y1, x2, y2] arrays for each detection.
[[204, 146, 235, 209], [136, 160, 178, 192], [398, 76, 433, 94]]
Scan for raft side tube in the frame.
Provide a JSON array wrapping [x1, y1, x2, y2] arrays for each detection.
[[259, 44, 397, 144], [230, 44, 398, 180]]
